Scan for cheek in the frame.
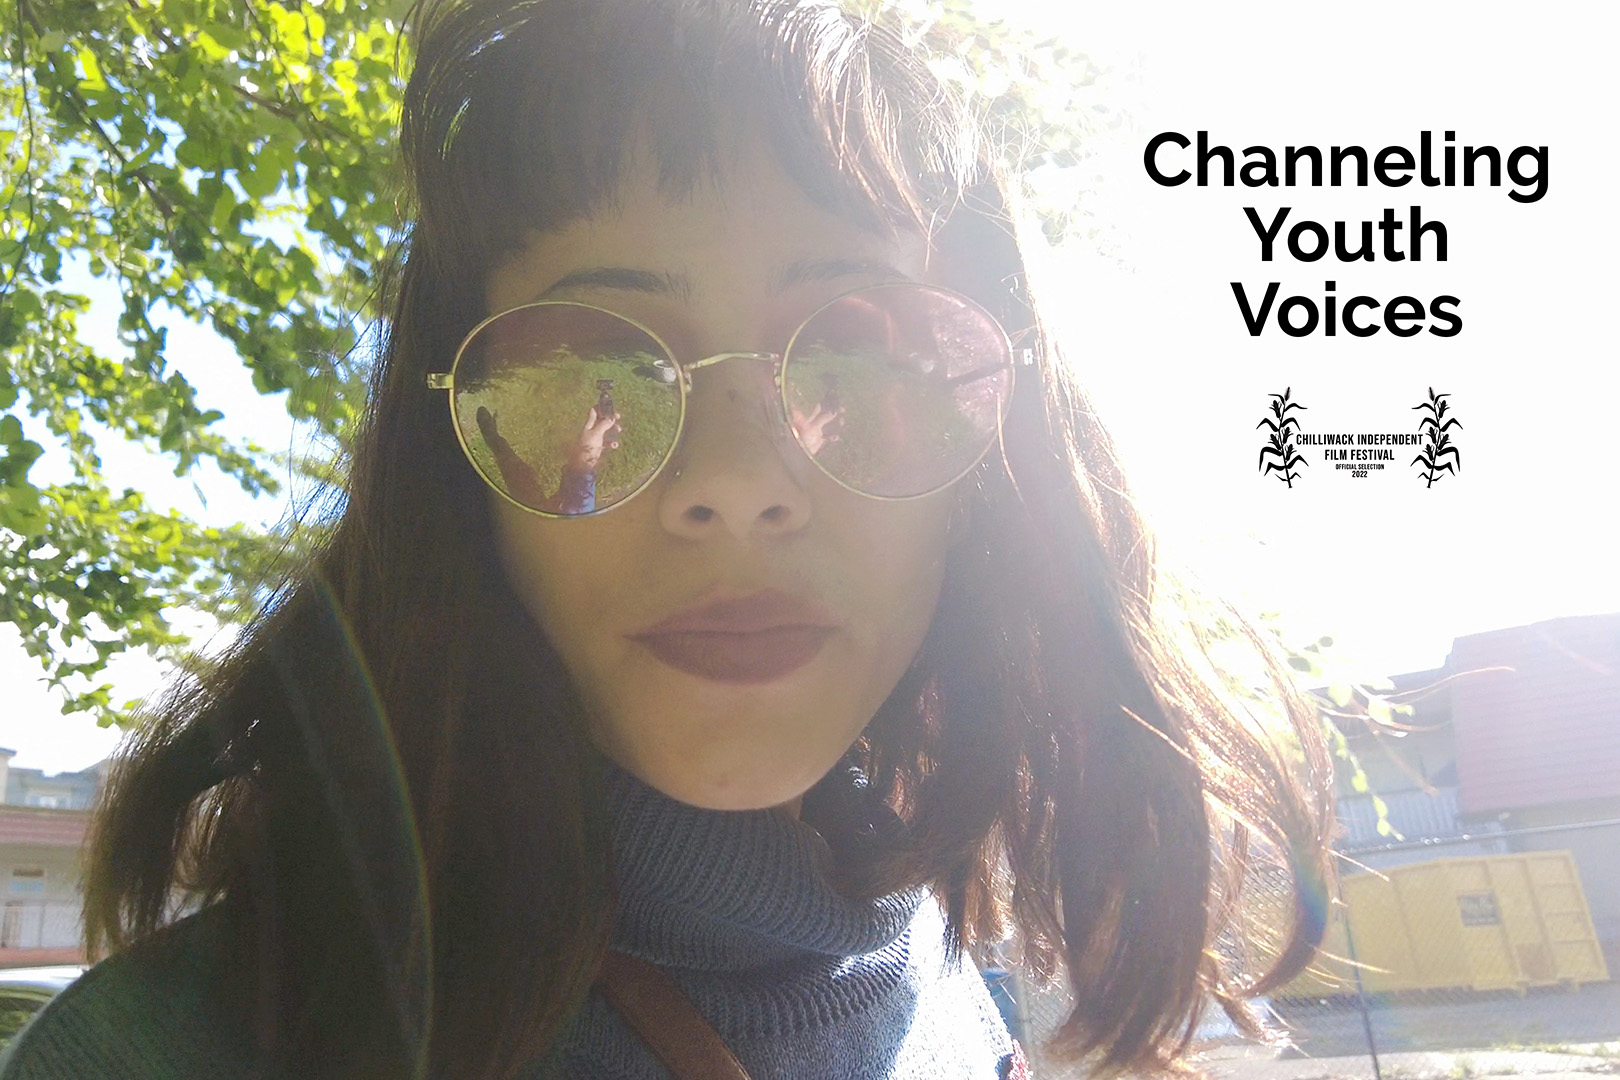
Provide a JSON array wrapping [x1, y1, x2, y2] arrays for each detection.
[[837, 497, 953, 663], [485, 496, 621, 671]]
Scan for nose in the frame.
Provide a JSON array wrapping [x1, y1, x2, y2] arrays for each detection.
[[657, 358, 813, 541]]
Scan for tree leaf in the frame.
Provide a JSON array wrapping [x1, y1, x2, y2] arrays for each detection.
[[76, 47, 109, 92]]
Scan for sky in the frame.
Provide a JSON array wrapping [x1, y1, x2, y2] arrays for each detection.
[[4, 0, 1617, 774]]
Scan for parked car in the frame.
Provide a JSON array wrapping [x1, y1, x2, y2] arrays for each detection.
[[0, 967, 86, 1049]]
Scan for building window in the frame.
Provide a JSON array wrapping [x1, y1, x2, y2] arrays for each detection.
[[7, 869, 44, 896], [23, 795, 65, 809]]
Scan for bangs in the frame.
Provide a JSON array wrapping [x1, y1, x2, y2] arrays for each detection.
[[401, 0, 989, 286]]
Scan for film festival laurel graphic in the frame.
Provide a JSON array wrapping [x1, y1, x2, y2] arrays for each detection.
[[1412, 387, 1463, 487], [1257, 387, 1461, 487], [1256, 388, 1307, 488]]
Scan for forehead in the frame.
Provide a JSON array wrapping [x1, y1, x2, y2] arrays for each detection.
[[484, 149, 933, 315]]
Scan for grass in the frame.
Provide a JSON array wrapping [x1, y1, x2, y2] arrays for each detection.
[[785, 343, 1001, 495], [456, 347, 679, 505]]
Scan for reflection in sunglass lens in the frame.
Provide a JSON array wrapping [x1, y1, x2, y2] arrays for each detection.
[[784, 285, 1012, 498], [451, 305, 682, 514]]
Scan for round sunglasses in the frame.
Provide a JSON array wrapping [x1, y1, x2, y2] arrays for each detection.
[[427, 282, 1020, 517]]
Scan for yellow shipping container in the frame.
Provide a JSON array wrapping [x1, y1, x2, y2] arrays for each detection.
[[1277, 850, 1608, 998]]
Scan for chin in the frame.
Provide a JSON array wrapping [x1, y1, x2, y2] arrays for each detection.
[[629, 752, 818, 812], [605, 704, 855, 813], [582, 639, 885, 812], [671, 778, 803, 813]]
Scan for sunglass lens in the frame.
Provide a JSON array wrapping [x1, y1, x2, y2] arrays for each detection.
[[451, 305, 682, 515], [784, 286, 1012, 498]]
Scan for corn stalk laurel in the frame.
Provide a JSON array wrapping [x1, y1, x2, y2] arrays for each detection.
[[1411, 387, 1461, 488], [1257, 387, 1307, 488]]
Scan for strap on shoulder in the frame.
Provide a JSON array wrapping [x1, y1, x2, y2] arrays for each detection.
[[595, 951, 755, 1080]]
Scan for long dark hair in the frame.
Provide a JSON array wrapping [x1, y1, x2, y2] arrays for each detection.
[[83, 1, 1333, 1077]]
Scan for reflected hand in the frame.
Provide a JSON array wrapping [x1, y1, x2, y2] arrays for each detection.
[[565, 406, 623, 471], [790, 401, 843, 456]]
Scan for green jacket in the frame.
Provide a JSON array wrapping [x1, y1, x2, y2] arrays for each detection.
[[0, 904, 264, 1080]]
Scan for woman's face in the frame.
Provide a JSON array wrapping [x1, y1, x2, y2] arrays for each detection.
[[483, 152, 953, 813]]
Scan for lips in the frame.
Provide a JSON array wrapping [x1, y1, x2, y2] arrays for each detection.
[[627, 590, 838, 684]]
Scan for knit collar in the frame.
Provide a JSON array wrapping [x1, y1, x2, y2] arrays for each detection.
[[600, 757, 925, 972]]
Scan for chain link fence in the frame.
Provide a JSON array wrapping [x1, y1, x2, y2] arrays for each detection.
[[998, 818, 1620, 1079]]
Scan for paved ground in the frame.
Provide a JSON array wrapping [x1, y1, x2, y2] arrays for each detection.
[[1020, 981, 1620, 1079], [1015, 967, 1620, 1078], [1192, 1043, 1619, 1080], [1027, 1043, 1619, 1080], [1266, 981, 1620, 1056]]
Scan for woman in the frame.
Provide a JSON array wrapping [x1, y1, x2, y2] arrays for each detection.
[[0, 0, 1332, 1077]]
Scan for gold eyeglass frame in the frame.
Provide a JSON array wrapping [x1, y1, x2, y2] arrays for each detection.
[[426, 281, 1027, 519]]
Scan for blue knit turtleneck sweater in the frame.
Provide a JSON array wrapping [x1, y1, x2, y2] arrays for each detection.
[[0, 760, 1019, 1079], [532, 759, 1019, 1078]]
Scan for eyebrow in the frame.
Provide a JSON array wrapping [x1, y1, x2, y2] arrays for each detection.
[[772, 257, 912, 291], [534, 257, 911, 302], [538, 267, 691, 301]]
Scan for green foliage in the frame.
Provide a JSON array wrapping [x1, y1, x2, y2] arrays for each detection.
[[1163, 571, 1412, 840], [1271, 622, 1415, 839], [0, 998, 42, 1050], [1, 0, 408, 723], [864, 0, 1126, 246]]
